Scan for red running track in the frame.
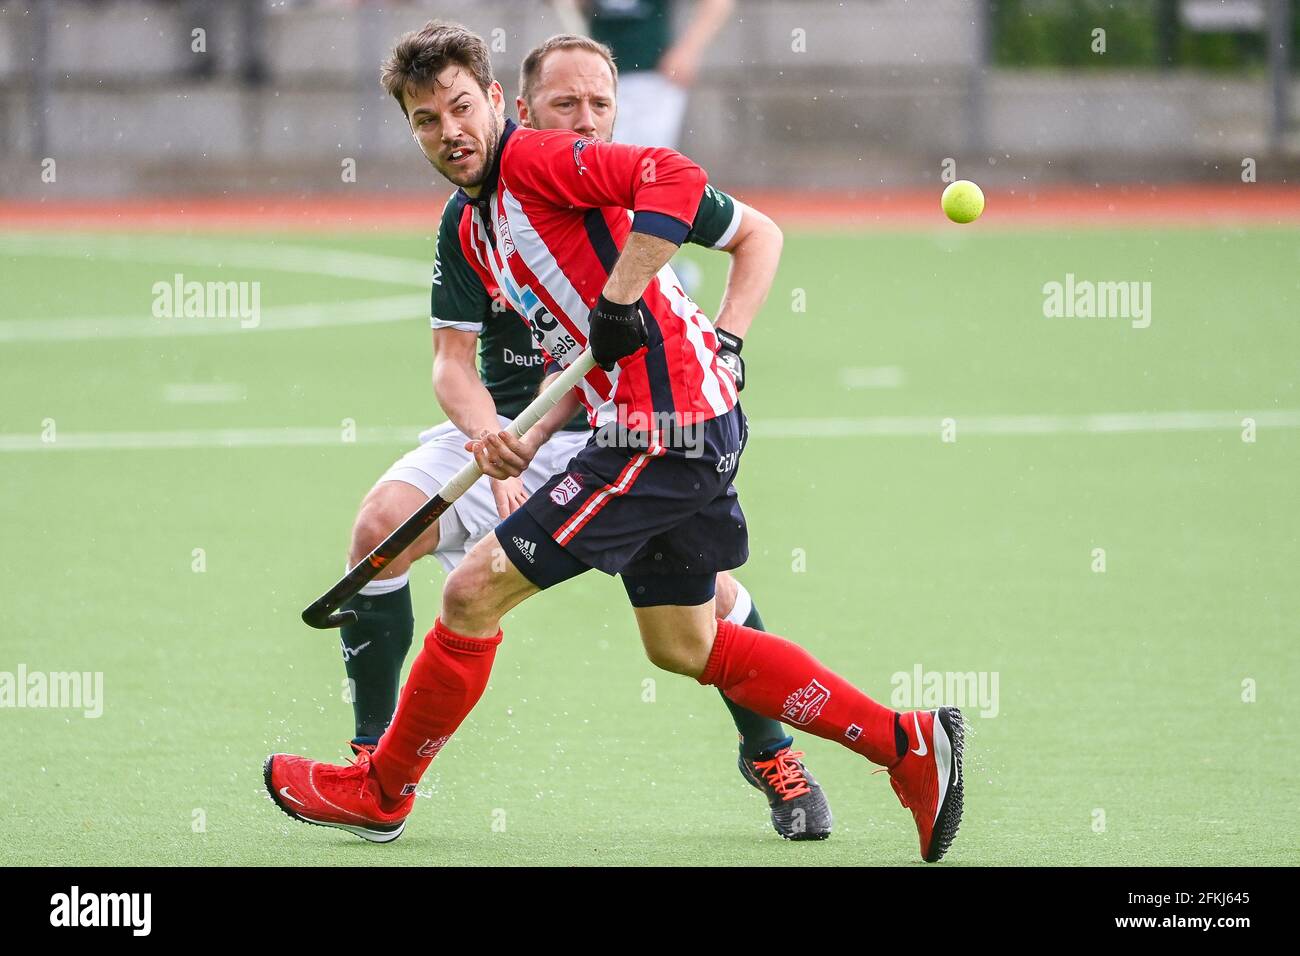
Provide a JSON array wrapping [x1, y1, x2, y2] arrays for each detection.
[[1, 184, 1298, 232]]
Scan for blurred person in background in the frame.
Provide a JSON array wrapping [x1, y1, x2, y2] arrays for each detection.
[[553, 0, 736, 149], [552, 1, 736, 290], [181, 0, 268, 83]]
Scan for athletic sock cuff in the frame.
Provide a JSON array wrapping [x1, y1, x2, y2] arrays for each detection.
[[432, 617, 504, 653], [723, 581, 753, 626], [748, 735, 796, 760], [358, 573, 411, 596], [698, 619, 732, 686]]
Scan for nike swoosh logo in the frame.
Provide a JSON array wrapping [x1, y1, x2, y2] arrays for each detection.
[[910, 712, 928, 757], [341, 640, 372, 661], [279, 786, 306, 807]]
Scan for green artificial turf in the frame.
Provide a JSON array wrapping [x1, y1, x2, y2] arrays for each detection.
[[1, 225, 1295, 865]]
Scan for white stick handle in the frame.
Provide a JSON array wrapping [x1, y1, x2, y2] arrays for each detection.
[[435, 349, 596, 503]]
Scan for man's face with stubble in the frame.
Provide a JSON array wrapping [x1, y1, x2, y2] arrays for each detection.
[[405, 64, 506, 196], [517, 48, 617, 143]]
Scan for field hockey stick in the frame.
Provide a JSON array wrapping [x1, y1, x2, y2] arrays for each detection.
[[302, 349, 597, 629]]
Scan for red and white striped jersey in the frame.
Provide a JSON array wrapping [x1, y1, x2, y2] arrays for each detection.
[[451, 120, 739, 430]]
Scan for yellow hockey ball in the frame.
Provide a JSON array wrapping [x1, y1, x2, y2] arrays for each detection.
[[941, 180, 985, 224]]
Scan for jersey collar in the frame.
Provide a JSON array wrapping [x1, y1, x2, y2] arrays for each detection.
[[455, 117, 517, 210]]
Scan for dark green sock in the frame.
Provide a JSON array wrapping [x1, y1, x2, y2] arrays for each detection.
[[717, 599, 794, 759], [340, 583, 415, 740]]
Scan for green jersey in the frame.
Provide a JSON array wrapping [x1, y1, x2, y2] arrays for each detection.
[[430, 194, 587, 429], [429, 184, 742, 428], [589, 0, 673, 72]]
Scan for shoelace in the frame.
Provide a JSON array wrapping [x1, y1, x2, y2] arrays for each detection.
[[344, 750, 408, 814], [344, 750, 374, 798], [751, 748, 812, 801]]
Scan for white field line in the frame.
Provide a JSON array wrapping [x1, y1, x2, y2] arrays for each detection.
[[756, 409, 1300, 438], [0, 293, 428, 341], [3, 410, 1296, 453], [162, 383, 248, 404], [0, 234, 432, 340], [0, 234, 432, 288], [0, 425, 425, 452], [840, 366, 905, 389]]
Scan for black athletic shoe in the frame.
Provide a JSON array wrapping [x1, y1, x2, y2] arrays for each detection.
[[739, 746, 833, 840]]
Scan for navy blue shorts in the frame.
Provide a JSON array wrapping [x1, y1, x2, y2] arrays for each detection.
[[497, 406, 749, 592]]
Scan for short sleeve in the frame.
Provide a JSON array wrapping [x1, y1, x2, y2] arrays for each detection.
[[686, 184, 744, 249], [430, 196, 491, 331]]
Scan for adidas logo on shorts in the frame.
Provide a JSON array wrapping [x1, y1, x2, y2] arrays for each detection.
[[512, 536, 537, 563]]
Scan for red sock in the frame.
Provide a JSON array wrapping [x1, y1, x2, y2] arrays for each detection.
[[699, 619, 901, 766], [371, 618, 502, 805]]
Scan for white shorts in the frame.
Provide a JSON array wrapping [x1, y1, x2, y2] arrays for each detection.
[[613, 70, 688, 149], [380, 415, 591, 572]]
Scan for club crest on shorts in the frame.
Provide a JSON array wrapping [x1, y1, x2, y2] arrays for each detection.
[[550, 473, 584, 507], [782, 680, 831, 725]]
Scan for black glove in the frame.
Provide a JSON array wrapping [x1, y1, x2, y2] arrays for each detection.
[[588, 295, 647, 371], [715, 329, 745, 392]]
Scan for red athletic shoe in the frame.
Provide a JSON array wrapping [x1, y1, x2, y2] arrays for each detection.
[[264, 750, 411, 843], [888, 707, 964, 862]]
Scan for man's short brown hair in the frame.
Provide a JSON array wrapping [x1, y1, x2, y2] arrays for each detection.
[[380, 20, 495, 117], [518, 34, 618, 108]]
